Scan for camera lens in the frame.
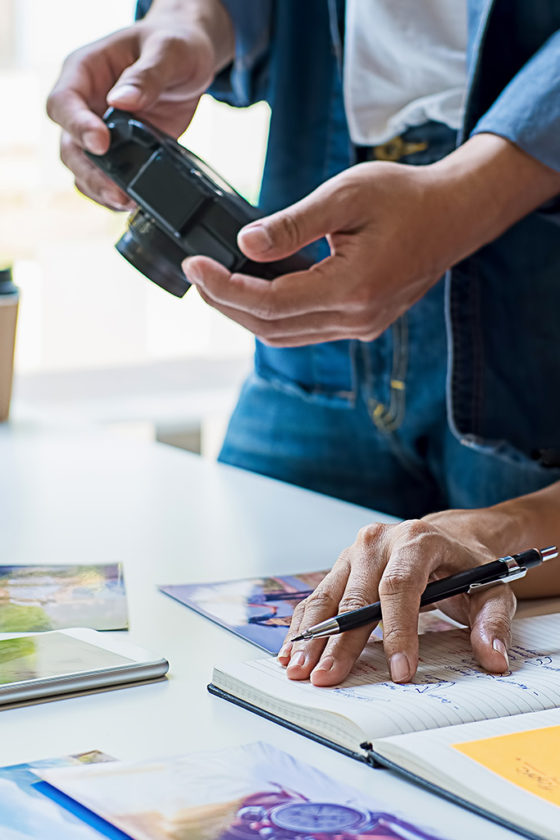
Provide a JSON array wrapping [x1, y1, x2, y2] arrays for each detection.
[[115, 209, 190, 298]]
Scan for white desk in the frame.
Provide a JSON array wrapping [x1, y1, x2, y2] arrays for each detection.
[[0, 426, 520, 839]]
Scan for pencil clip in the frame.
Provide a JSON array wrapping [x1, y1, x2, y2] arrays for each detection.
[[468, 566, 527, 593]]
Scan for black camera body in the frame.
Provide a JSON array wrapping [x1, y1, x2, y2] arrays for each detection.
[[85, 109, 312, 297]]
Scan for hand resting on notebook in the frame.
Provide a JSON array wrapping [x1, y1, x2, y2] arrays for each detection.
[[279, 480, 560, 686]]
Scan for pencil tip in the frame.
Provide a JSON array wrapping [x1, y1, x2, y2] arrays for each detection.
[[291, 634, 304, 642]]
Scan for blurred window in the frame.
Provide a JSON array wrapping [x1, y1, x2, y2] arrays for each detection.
[[0, 0, 269, 376]]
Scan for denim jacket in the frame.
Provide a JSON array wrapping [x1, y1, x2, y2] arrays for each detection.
[[137, 0, 560, 463]]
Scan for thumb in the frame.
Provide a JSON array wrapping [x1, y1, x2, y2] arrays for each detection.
[[238, 179, 347, 262], [106, 35, 181, 111]]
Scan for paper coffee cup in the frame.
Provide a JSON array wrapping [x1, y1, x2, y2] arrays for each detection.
[[0, 285, 19, 423]]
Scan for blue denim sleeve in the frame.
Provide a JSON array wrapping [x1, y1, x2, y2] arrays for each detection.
[[471, 30, 560, 173], [135, 0, 273, 107], [210, 0, 273, 106]]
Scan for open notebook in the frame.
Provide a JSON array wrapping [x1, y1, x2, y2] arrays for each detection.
[[209, 612, 560, 840]]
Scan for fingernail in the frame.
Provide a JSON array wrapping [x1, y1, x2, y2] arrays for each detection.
[[390, 652, 411, 683], [492, 638, 509, 670], [107, 84, 143, 104], [101, 190, 128, 209], [287, 650, 306, 670], [278, 642, 292, 660], [82, 131, 106, 155], [182, 261, 200, 284], [313, 655, 335, 674], [238, 224, 272, 255]]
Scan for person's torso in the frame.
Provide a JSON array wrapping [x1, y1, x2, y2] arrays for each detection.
[[256, 0, 560, 457]]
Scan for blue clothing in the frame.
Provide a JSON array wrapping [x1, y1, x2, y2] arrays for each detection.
[[136, 1, 560, 516], [217, 122, 560, 517]]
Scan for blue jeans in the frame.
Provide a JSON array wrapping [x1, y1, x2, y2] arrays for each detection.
[[218, 123, 560, 518]]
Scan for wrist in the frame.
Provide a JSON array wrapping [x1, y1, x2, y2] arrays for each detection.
[[425, 133, 560, 267], [423, 504, 523, 560], [145, 0, 234, 72]]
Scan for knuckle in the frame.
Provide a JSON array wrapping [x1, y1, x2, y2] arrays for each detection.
[[130, 64, 159, 91], [59, 137, 73, 167], [45, 90, 59, 121], [394, 518, 437, 553], [382, 624, 412, 647], [492, 615, 512, 639], [274, 212, 302, 250], [399, 518, 431, 539], [305, 587, 340, 613], [331, 178, 360, 211], [334, 548, 352, 571], [291, 600, 308, 622], [378, 568, 418, 599], [157, 33, 189, 60], [357, 522, 386, 549], [338, 590, 371, 613]]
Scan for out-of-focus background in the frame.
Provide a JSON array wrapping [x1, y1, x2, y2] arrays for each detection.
[[0, 0, 270, 454]]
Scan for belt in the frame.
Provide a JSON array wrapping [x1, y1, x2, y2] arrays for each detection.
[[356, 134, 429, 163]]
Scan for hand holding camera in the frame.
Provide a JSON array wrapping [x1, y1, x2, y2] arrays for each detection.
[[83, 109, 313, 297], [46, 0, 234, 210]]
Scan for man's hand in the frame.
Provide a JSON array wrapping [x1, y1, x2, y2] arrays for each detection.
[[278, 477, 560, 687], [183, 134, 560, 346], [278, 518, 517, 686], [46, 0, 233, 210]]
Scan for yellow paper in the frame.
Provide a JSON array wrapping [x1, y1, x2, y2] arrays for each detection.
[[454, 726, 560, 806]]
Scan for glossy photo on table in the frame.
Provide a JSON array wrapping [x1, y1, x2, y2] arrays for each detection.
[[0, 563, 128, 633], [160, 571, 458, 653], [159, 572, 327, 653]]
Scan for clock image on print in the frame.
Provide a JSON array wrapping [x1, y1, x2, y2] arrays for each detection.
[[269, 802, 370, 833]]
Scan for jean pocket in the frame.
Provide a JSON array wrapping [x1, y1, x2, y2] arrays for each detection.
[[254, 341, 356, 408], [461, 433, 560, 478]]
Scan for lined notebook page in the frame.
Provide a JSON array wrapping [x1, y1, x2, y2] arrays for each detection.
[[375, 707, 560, 840], [214, 614, 560, 742]]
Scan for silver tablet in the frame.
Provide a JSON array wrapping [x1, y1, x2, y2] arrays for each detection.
[[0, 627, 169, 704]]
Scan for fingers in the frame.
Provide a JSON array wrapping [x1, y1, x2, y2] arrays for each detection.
[[46, 32, 136, 205], [183, 255, 340, 318], [60, 133, 133, 210], [237, 175, 363, 263], [183, 255, 381, 345], [278, 514, 519, 689], [47, 28, 204, 209], [107, 34, 190, 112], [377, 521, 439, 682], [309, 626, 379, 687], [47, 86, 111, 156], [468, 583, 516, 673], [280, 558, 350, 678], [280, 527, 390, 686]]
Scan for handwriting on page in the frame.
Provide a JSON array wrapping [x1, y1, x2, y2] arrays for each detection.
[[247, 615, 560, 737], [453, 725, 560, 806]]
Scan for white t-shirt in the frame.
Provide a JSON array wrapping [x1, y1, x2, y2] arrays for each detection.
[[343, 0, 468, 145]]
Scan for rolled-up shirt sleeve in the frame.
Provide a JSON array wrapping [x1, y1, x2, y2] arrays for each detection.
[[135, 0, 273, 107], [212, 0, 273, 106], [471, 29, 560, 173]]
